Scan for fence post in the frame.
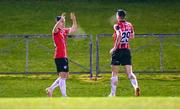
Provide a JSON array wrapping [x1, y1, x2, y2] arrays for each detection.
[[96, 34, 99, 78], [89, 35, 93, 78], [25, 36, 29, 74], [159, 35, 164, 72]]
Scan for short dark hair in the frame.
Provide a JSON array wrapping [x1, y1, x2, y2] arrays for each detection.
[[56, 16, 61, 22], [117, 9, 126, 19]]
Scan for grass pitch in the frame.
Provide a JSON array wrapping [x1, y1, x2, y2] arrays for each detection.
[[0, 97, 179, 109], [0, 74, 179, 109], [0, 1, 179, 109], [0, 0, 179, 34], [0, 0, 179, 73], [0, 74, 180, 97]]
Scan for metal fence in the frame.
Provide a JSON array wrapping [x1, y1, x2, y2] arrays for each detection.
[[0, 34, 93, 77], [0, 34, 180, 77], [96, 34, 180, 76]]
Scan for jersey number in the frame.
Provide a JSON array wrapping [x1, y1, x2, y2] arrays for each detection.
[[121, 31, 130, 43]]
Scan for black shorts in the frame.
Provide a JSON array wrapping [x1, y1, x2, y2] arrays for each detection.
[[55, 58, 69, 72], [111, 49, 132, 66]]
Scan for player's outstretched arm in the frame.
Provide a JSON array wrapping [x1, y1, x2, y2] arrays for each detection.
[[52, 13, 66, 33], [52, 21, 60, 33], [69, 12, 77, 33]]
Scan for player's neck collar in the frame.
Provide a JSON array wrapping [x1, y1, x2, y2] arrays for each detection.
[[119, 20, 125, 22]]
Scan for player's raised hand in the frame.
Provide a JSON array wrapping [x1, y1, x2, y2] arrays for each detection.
[[61, 12, 66, 18], [70, 12, 76, 20], [69, 12, 77, 33]]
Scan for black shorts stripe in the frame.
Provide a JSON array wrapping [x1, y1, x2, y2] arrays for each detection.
[[111, 49, 132, 66], [55, 58, 69, 72]]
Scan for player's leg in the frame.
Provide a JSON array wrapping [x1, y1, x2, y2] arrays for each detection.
[[46, 58, 68, 97], [109, 49, 121, 97], [46, 58, 62, 97], [46, 76, 60, 97], [58, 72, 68, 97], [109, 65, 119, 97], [125, 65, 140, 96], [57, 58, 69, 97]]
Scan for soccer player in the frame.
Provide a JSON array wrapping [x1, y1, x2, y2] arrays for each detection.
[[46, 12, 77, 97], [109, 9, 140, 96]]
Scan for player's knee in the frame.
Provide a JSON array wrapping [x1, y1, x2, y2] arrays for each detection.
[[128, 73, 136, 79], [112, 71, 118, 76], [59, 72, 69, 78]]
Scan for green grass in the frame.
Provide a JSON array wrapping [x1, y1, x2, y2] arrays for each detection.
[[0, 73, 180, 109], [0, 97, 180, 109], [0, 2, 179, 109], [0, 74, 180, 97], [0, 0, 180, 73], [0, 0, 179, 34]]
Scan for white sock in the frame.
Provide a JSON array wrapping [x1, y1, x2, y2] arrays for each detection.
[[59, 78, 67, 96], [110, 76, 118, 96], [50, 77, 60, 91], [128, 73, 138, 89]]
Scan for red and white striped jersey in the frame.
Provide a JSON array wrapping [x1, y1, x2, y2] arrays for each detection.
[[52, 28, 70, 58], [113, 21, 134, 49]]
